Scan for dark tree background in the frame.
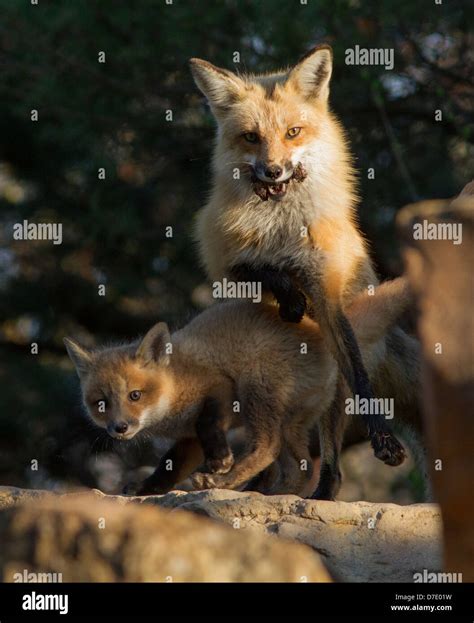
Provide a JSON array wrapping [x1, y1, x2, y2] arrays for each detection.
[[0, 0, 472, 489]]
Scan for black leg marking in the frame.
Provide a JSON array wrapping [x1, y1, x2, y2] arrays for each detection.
[[230, 263, 306, 323], [312, 462, 341, 501], [195, 396, 233, 474], [330, 312, 406, 466], [331, 310, 373, 400], [309, 380, 345, 500], [193, 380, 283, 491]]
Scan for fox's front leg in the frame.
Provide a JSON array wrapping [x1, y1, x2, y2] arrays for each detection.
[[192, 380, 283, 491], [194, 395, 234, 477], [230, 263, 306, 323], [123, 437, 204, 496], [296, 260, 406, 467]]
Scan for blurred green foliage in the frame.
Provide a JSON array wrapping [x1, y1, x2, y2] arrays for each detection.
[[0, 0, 472, 490]]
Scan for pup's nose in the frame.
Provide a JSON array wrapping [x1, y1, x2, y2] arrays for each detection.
[[264, 165, 283, 180], [114, 421, 128, 434]]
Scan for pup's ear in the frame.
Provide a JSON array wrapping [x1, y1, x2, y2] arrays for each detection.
[[64, 338, 93, 379], [189, 58, 243, 114], [287, 44, 333, 102], [136, 322, 171, 366]]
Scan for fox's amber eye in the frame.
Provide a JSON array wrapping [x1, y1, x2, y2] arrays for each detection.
[[243, 132, 259, 143], [129, 390, 141, 402], [287, 127, 301, 138]]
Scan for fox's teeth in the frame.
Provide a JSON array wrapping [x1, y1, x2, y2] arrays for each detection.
[[268, 182, 287, 195]]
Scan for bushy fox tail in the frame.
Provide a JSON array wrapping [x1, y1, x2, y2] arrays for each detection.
[[348, 277, 413, 344]]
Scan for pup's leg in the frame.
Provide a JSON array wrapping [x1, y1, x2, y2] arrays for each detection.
[[192, 381, 283, 490], [125, 389, 234, 496], [245, 444, 306, 496], [265, 425, 313, 496], [311, 380, 347, 500], [243, 462, 280, 493], [124, 437, 204, 496], [195, 394, 234, 475]]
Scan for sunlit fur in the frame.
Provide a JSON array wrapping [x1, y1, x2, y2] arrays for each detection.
[[190, 47, 369, 293], [65, 279, 417, 495]]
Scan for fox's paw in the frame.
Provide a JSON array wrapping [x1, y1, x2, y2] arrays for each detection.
[[191, 472, 219, 490], [371, 432, 406, 466], [191, 471, 235, 490], [279, 290, 306, 323], [311, 488, 336, 501], [206, 450, 234, 475]]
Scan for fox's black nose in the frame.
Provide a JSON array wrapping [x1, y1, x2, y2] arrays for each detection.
[[114, 421, 128, 434], [264, 165, 283, 180]]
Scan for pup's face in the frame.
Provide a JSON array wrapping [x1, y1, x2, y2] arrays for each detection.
[[190, 45, 333, 201], [64, 323, 173, 440]]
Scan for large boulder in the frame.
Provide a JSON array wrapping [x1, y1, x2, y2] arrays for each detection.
[[0, 490, 329, 583]]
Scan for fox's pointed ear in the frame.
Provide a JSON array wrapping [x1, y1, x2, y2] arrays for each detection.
[[136, 322, 171, 366], [64, 338, 93, 378], [287, 45, 333, 102], [189, 58, 242, 114]]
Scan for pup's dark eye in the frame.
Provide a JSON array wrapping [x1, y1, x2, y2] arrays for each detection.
[[287, 127, 302, 138], [243, 132, 259, 143], [129, 390, 141, 401]]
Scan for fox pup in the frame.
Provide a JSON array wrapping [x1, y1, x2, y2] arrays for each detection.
[[190, 45, 406, 466], [65, 278, 411, 499]]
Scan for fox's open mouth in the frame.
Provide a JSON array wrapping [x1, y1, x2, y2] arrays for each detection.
[[250, 163, 307, 202], [267, 181, 288, 198], [107, 429, 138, 441]]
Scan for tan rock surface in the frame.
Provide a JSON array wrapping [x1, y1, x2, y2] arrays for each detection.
[[0, 491, 329, 582], [0, 486, 441, 582]]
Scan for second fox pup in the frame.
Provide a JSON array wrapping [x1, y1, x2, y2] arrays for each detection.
[[65, 278, 410, 498], [190, 45, 405, 466]]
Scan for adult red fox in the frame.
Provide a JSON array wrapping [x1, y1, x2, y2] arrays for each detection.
[[190, 45, 406, 467], [64, 279, 412, 498]]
